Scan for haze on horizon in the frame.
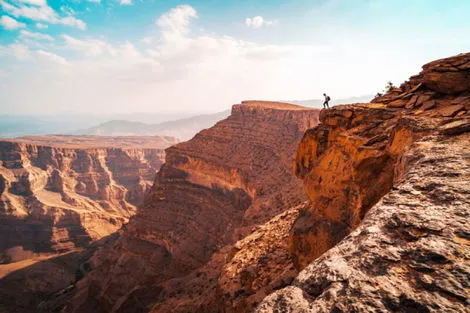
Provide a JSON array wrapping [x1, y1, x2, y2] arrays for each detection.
[[0, 0, 469, 115]]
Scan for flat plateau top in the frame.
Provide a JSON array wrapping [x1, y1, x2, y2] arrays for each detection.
[[0, 135, 178, 149], [240, 100, 315, 111]]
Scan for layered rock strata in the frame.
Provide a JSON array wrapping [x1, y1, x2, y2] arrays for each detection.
[[257, 133, 469, 313], [64, 101, 320, 313], [0, 136, 176, 262]]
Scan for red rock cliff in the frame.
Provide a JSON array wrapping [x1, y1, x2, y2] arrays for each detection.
[[64, 101, 320, 313], [256, 52, 469, 312]]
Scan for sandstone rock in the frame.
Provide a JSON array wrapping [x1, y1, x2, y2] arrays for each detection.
[[439, 119, 470, 135], [404, 94, 418, 109], [388, 99, 406, 108], [256, 135, 469, 313], [419, 100, 436, 111], [290, 103, 426, 269], [149, 206, 304, 313], [437, 104, 464, 117], [216, 205, 304, 313], [47, 169, 64, 193], [415, 94, 434, 107], [422, 53, 470, 94]]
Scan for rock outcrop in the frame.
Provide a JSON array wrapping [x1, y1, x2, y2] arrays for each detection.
[[256, 53, 469, 312], [0, 135, 177, 262], [64, 101, 320, 313]]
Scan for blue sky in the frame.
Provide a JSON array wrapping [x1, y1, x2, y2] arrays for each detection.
[[0, 0, 469, 114]]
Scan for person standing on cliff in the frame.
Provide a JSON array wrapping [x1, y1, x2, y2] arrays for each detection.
[[323, 93, 331, 109]]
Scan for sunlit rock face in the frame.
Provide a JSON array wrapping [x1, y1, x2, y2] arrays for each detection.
[[64, 101, 320, 313], [290, 104, 418, 269], [0, 136, 176, 262], [256, 52, 470, 313]]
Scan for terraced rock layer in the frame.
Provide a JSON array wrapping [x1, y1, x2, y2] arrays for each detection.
[[0, 135, 177, 262]]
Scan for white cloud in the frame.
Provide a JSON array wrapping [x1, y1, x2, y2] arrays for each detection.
[[36, 22, 47, 29], [1, 1, 87, 30], [0, 15, 26, 30], [146, 48, 160, 58], [0, 43, 32, 60], [1, 5, 329, 114], [36, 50, 68, 65], [1, 1, 56, 21], [59, 16, 86, 30], [120, 0, 132, 5], [0, 42, 67, 65], [20, 29, 54, 41], [18, 0, 46, 6], [245, 16, 275, 28], [2, 4, 393, 115], [12, 43, 31, 60], [88, 0, 101, 3], [141, 36, 154, 44], [156, 4, 197, 37], [62, 34, 116, 56], [119, 41, 141, 58]]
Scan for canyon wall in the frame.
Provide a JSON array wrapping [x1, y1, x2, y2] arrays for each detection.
[[0, 136, 177, 262], [64, 101, 320, 313], [257, 53, 469, 312]]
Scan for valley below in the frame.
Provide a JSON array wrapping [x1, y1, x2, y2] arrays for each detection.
[[0, 135, 178, 312]]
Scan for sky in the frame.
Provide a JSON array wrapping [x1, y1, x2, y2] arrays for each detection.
[[0, 0, 469, 115]]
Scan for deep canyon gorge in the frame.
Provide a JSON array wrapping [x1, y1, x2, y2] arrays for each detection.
[[0, 53, 469, 313]]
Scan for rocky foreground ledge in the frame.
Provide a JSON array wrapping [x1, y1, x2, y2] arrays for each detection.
[[256, 54, 469, 312]]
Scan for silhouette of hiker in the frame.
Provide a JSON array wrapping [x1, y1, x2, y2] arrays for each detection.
[[323, 93, 331, 109]]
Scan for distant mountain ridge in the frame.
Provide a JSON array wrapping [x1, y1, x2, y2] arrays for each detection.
[[0, 112, 197, 138], [74, 110, 231, 140]]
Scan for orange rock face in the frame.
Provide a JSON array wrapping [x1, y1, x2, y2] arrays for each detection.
[[422, 53, 470, 94], [0, 136, 176, 262], [254, 53, 469, 313], [290, 105, 421, 268], [64, 101, 320, 313], [290, 52, 470, 270]]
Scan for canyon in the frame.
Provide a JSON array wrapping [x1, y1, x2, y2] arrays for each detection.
[[61, 101, 320, 313], [0, 135, 178, 260], [1, 52, 469, 313], [0, 135, 177, 313], [67, 53, 468, 313]]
